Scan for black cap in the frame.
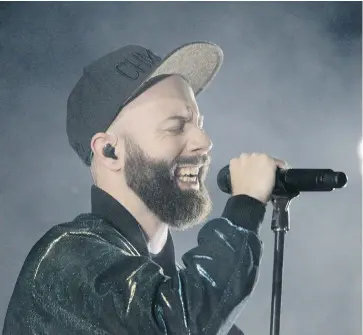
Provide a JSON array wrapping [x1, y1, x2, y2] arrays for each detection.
[[66, 42, 223, 166]]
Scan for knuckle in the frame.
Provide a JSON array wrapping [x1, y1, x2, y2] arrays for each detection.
[[258, 153, 268, 158], [229, 158, 238, 167], [260, 153, 271, 162], [238, 153, 249, 163], [230, 157, 238, 164]]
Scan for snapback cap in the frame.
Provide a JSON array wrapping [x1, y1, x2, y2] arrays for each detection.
[[66, 41, 224, 166]]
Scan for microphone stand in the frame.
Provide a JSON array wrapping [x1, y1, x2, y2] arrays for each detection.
[[217, 165, 347, 334], [269, 189, 300, 335]]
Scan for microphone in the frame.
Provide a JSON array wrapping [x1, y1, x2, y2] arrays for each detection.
[[217, 166, 348, 195]]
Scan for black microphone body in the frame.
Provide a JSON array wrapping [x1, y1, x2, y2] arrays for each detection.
[[217, 166, 347, 195]]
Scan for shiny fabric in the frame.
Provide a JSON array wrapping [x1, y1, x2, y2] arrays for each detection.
[[3, 186, 265, 334]]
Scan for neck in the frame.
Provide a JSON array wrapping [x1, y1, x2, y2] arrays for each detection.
[[96, 178, 169, 255]]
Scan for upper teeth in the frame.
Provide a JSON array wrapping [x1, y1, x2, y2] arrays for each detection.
[[178, 166, 199, 176]]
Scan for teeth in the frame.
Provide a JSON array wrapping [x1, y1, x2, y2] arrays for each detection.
[[178, 166, 199, 176], [178, 175, 198, 183]]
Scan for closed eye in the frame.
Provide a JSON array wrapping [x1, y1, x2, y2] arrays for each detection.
[[168, 121, 186, 134], [164, 113, 203, 134]]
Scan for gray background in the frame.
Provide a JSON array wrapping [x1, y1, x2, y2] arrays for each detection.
[[0, 2, 361, 334]]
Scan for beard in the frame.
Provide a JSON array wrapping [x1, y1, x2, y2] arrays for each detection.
[[123, 137, 212, 230]]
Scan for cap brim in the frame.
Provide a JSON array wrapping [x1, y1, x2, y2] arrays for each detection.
[[124, 41, 223, 105]]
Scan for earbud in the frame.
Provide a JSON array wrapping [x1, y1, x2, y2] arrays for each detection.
[[101, 132, 119, 160], [103, 143, 118, 160]]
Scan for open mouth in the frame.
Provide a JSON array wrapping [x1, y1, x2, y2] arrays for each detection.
[[174, 165, 201, 188]]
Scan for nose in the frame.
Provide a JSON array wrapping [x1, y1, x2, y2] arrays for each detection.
[[186, 128, 213, 155]]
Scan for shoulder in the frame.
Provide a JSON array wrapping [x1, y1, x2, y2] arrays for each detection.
[[30, 213, 119, 255], [22, 213, 131, 280]]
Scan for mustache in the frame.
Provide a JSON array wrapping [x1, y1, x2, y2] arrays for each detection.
[[174, 155, 210, 166]]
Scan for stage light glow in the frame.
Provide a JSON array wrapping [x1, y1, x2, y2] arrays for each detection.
[[358, 139, 363, 175]]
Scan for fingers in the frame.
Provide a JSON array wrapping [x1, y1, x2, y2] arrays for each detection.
[[233, 153, 290, 170], [274, 159, 290, 170]]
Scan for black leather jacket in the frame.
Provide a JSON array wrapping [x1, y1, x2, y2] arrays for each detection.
[[3, 186, 266, 335]]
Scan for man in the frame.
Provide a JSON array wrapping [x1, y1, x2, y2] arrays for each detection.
[[3, 42, 287, 334]]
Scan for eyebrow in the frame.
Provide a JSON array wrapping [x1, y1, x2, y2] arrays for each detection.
[[163, 107, 204, 127], [163, 115, 204, 128]]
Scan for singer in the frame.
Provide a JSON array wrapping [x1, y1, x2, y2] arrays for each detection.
[[3, 42, 288, 335]]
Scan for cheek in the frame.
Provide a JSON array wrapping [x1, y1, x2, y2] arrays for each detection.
[[153, 136, 187, 162], [133, 132, 185, 161]]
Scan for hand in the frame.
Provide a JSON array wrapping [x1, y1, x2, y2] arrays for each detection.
[[229, 153, 289, 204]]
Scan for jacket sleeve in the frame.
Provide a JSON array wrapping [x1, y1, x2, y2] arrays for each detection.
[[32, 195, 265, 335]]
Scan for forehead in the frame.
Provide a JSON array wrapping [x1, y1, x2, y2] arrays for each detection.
[[121, 75, 199, 121]]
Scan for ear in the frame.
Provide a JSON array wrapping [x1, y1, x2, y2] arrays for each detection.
[[90, 132, 125, 171]]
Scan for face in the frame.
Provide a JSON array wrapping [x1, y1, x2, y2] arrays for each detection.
[[117, 75, 213, 229], [123, 136, 211, 230]]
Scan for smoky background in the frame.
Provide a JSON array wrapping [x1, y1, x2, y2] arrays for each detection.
[[0, 2, 361, 334]]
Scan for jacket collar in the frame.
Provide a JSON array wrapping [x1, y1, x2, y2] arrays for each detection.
[[90, 185, 175, 264]]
